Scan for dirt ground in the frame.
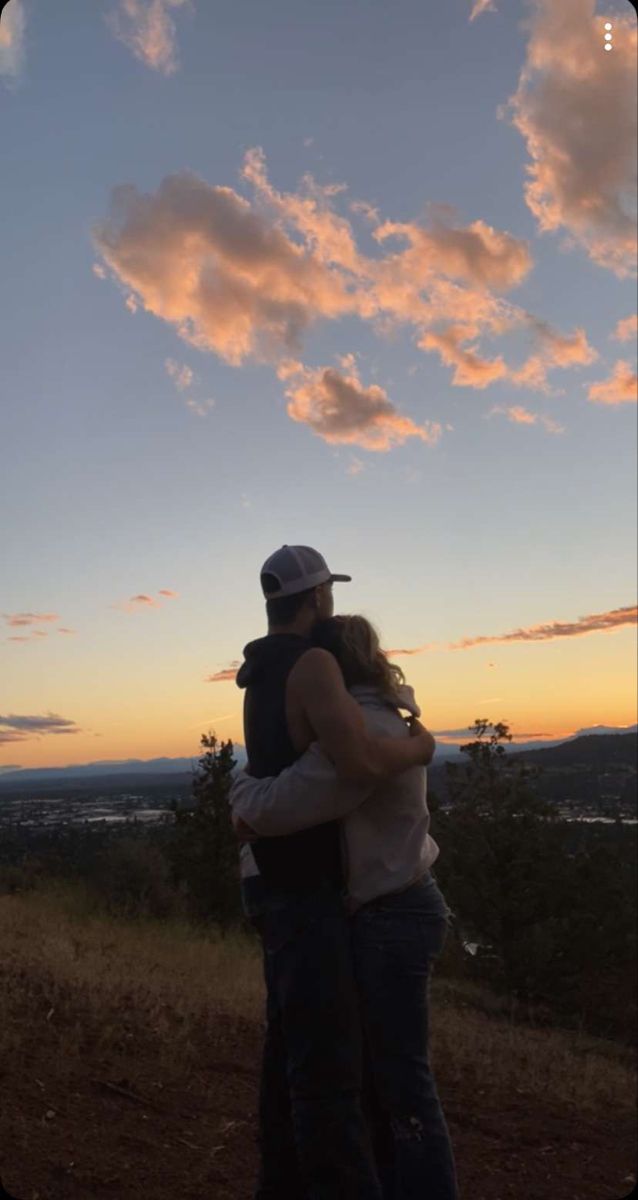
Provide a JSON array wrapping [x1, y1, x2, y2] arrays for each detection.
[[0, 1012, 635, 1200]]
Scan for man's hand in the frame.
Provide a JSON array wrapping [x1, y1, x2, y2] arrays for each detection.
[[407, 716, 436, 765]]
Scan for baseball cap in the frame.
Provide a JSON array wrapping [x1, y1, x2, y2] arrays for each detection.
[[260, 545, 352, 599]]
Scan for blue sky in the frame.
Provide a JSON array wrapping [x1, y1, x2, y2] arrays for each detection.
[[1, 0, 636, 768]]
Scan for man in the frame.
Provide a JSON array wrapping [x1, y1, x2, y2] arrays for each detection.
[[235, 545, 436, 1199]]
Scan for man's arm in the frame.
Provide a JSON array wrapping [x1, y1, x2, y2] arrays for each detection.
[[230, 742, 375, 837], [289, 648, 435, 782]]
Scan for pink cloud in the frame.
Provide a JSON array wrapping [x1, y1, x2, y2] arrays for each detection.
[[611, 314, 638, 342], [205, 667, 239, 682], [165, 357, 194, 390], [448, 605, 637, 649], [418, 325, 508, 390], [93, 168, 355, 368], [384, 604, 637, 658], [92, 146, 602, 437], [105, 0, 191, 76], [372, 211, 533, 293], [281, 359, 441, 451], [497, 0, 637, 278], [0, 0, 26, 80], [488, 404, 565, 434], [469, 0, 498, 20], [2, 612, 60, 627], [113, 590, 179, 613], [0, 712, 81, 737], [587, 360, 638, 406]]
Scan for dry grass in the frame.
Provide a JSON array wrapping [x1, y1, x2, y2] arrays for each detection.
[[1, 883, 634, 1117], [429, 976, 635, 1115]]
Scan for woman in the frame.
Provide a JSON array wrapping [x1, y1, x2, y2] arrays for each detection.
[[231, 614, 459, 1200]]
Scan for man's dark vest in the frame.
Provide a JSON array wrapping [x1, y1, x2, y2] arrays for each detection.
[[238, 633, 343, 890]]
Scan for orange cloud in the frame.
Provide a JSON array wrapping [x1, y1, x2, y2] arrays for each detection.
[[113, 591, 180, 612], [418, 326, 508, 390], [112, 593, 161, 613], [93, 169, 356, 367], [105, 0, 191, 76], [165, 357, 194, 390], [449, 605, 637, 649], [184, 396, 215, 417], [93, 148, 600, 426], [372, 211, 533, 293], [242, 146, 362, 275], [488, 404, 565, 434], [0, 712, 82, 738], [205, 664, 240, 682], [0, 0, 25, 80], [281, 360, 441, 451], [2, 612, 59, 627], [611, 314, 638, 342], [587, 360, 638, 406], [470, 0, 498, 20], [526, 318, 599, 369], [498, 405, 535, 425], [350, 199, 381, 225], [382, 643, 438, 657], [384, 604, 637, 658], [497, 0, 637, 278]]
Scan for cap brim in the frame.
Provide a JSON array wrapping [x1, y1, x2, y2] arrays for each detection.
[[330, 574, 352, 583]]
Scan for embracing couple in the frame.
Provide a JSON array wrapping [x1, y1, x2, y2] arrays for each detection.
[[230, 545, 459, 1200]]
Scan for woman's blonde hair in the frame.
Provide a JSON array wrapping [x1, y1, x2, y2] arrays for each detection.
[[310, 614, 406, 705]]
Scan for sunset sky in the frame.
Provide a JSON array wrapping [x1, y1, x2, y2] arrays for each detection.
[[1, 0, 636, 772]]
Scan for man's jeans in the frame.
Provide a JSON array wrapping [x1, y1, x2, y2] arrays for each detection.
[[351, 873, 459, 1200], [242, 875, 382, 1200]]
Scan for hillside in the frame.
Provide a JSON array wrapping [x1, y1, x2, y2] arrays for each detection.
[[428, 731, 637, 812], [0, 886, 635, 1200], [509, 731, 637, 770]]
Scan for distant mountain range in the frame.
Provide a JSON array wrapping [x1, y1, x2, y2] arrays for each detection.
[[0, 724, 635, 786], [0, 750, 248, 787], [433, 724, 638, 759]]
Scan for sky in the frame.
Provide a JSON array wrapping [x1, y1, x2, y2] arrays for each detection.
[[1, 0, 636, 771]]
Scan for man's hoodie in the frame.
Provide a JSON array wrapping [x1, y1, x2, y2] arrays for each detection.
[[235, 632, 343, 889]]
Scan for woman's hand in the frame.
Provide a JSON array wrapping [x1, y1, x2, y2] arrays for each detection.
[[232, 814, 259, 843], [407, 716, 436, 765]]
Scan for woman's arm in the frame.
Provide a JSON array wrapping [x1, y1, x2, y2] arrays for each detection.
[[229, 741, 376, 837]]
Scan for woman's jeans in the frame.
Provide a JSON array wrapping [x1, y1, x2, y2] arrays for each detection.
[[351, 873, 459, 1200], [242, 874, 383, 1200]]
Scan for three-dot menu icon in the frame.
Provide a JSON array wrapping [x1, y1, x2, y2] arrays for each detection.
[[604, 21, 613, 51]]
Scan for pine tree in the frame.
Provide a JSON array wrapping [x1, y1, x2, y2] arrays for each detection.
[[168, 733, 241, 932], [433, 719, 568, 1000]]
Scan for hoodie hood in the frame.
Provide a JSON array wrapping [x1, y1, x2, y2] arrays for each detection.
[[235, 634, 311, 688]]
